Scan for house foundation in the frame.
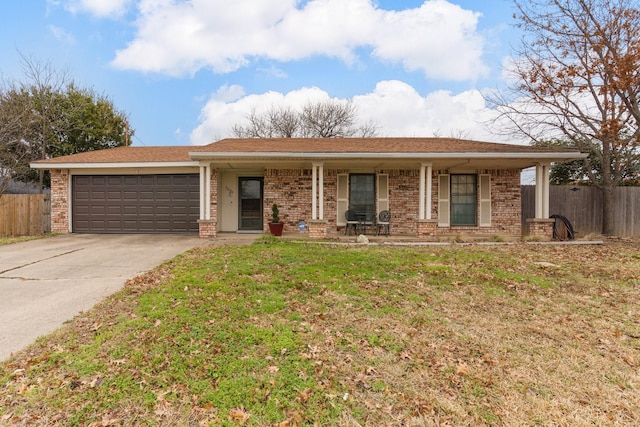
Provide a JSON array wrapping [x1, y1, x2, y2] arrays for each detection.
[[198, 220, 217, 238], [307, 220, 328, 238], [525, 218, 554, 239], [417, 219, 438, 238]]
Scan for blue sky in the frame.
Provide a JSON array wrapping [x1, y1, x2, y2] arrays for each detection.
[[0, 0, 521, 147]]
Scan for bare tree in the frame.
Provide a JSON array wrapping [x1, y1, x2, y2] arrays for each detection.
[[231, 100, 378, 138], [300, 101, 370, 138], [488, 0, 640, 235], [231, 106, 300, 138]]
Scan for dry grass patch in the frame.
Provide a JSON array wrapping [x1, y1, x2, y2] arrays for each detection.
[[1, 239, 639, 426]]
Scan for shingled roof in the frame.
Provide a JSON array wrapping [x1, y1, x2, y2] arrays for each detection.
[[196, 137, 575, 154], [32, 145, 201, 164], [31, 137, 581, 167]]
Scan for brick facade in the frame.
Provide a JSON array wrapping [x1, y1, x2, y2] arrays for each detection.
[[254, 167, 524, 238], [417, 219, 438, 238], [308, 220, 328, 238], [198, 220, 217, 238], [430, 169, 522, 237], [50, 169, 70, 233], [525, 218, 554, 240], [49, 166, 528, 239], [383, 169, 420, 235], [263, 169, 313, 234]]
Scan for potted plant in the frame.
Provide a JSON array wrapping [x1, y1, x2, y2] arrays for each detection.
[[268, 203, 284, 236]]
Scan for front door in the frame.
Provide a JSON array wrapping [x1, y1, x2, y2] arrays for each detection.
[[238, 177, 263, 231]]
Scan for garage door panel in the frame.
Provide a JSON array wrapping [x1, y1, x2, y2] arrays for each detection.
[[75, 220, 89, 229], [171, 206, 188, 215], [138, 176, 155, 185], [139, 206, 154, 215], [156, 176, 173, 185], [111, 205, 128, 214], [139, 192, 155, 201], [91, 205, 108, 215], [74, 190, 90, 200], [74, 176, 91, 185], [122, 191, 138, 200], [90, 176, 107, 185], [72, 174, 199, 233]]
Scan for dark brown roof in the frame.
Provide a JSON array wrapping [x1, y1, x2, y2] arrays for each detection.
[[32, 137, 580, 165]]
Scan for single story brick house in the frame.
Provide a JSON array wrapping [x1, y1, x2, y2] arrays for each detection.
[[31, 137, 585, 239]]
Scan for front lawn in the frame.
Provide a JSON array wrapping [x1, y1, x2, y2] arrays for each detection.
[[1, 238, 639, 426]]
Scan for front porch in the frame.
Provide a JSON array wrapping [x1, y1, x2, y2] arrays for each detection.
[[188, 138, 585, 242], [197, 164, 557, 241]]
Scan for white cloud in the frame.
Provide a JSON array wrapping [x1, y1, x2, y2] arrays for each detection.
[[354, 81, 490, 138], [189, 80, 505, 145], [48, 25, 76, 44], [371, 1, 487, 80], [111, 0, 488, 80], [63, 0, 133, 18], [190, 85, 331, 145]]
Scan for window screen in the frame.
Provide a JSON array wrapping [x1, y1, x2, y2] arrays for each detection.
[[451, 174, 477, 226]]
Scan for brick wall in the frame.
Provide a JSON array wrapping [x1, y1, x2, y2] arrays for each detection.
[[525, 218, 554, 239], [261, 167, 523, 237], [50, 169, 69, 233], [263, 169, 313, 233], [381, 169, 420, 235], [50, 166, 523, 238], [429, 169, 522, 236]]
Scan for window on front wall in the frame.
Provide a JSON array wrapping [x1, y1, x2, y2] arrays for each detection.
[[349, 174, 375, 220], [451, 174, 477, 226]]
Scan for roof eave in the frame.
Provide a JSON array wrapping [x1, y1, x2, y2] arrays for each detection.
[[30, 161, 200, 169], [189, 151, 586, 160]]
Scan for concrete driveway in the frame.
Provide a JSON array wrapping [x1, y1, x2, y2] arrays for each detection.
[[0, 234, 210, 361]]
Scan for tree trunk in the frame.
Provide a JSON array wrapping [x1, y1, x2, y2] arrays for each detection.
[[601, 185, 615, 236]]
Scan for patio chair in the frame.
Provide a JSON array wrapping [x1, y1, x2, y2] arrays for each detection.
[[345, 209, 360, 235], [376, 210, 391, 236]]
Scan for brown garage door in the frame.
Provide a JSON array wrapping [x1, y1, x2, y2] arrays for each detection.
[[72, 174, 199, 233]]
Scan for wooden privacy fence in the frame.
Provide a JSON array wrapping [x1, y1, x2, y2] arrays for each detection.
[[522, 185, 640, 237], [0, 194, 51, 236]]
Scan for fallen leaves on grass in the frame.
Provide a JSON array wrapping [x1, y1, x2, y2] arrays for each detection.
[[1, 241, 639, 426]]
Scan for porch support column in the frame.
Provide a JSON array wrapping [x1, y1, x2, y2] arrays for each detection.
[[205, 164, 212, 220], [199, 165, 206, 220], [309, 162, 327, 238], [199, 164, 212, 220], [311, 162, 324, 220], [419, 162, 432, 220], [535, 162, 550, 219], [526, 162, 553, 239], [198, 163, 216, 238]]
